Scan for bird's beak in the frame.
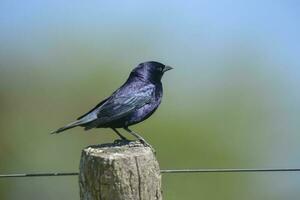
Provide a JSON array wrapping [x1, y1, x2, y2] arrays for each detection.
[[163, 65, 173, 73]]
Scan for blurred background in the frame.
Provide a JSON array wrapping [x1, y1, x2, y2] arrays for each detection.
[[1, 0, 300, 199]]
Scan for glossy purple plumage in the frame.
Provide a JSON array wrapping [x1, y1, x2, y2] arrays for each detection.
[[51, 61, 171, 134]]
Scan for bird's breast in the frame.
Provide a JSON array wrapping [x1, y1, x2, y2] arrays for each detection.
[[127, 86, 162, 126]]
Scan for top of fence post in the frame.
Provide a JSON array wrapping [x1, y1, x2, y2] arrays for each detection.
[[79, 140, 162, 200]]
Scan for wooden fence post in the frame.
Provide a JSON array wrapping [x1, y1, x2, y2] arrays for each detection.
[[79, 141, 162, 200]]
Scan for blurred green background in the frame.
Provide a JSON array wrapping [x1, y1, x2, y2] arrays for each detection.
[[1, 1, 300, 199]]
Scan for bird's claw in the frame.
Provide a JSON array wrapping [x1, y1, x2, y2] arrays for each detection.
[[139, 139, 156, 154], [114, 139, 131, 145]]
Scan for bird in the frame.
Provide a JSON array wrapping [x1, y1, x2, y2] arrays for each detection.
[[51, 61, 173, 146]]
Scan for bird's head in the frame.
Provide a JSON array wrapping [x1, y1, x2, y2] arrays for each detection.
[[129, 61, 173, 83]]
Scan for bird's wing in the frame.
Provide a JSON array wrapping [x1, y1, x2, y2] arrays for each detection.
[[96, 85, 154, 123], [77, 96, 110, 120]]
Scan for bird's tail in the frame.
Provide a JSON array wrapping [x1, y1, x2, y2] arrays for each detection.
[[50, 120, 85, 134]]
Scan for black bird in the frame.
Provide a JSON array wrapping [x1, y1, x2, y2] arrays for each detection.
[[51, 61, 173, 146]]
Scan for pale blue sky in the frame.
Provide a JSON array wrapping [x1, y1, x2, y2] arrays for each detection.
[[1, 0, 299, 67], [1, 0, 299, 98]]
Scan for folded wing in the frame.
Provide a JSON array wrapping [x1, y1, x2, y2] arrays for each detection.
[[81, 85, 155, 125]]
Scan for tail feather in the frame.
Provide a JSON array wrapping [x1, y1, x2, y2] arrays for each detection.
[[51, 120, 85, 134]]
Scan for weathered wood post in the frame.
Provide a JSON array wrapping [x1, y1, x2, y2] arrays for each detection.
[[79, 141, 162, 200]]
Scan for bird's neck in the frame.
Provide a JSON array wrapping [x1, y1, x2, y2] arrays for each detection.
[[128, 73, 161, 85]]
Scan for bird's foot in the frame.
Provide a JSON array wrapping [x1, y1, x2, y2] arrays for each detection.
[[122, 127, 156, 154], [138, 139, 156, 154], [113, 139, 131, 145]]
